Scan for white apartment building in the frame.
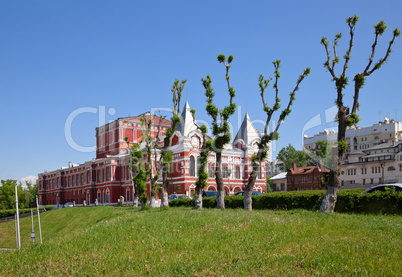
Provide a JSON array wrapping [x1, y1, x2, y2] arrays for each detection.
[[304, 118, 402, 152], [340, 140, 402, 189]]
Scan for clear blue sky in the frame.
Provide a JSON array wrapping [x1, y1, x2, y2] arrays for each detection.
[[1, 0, 401, 183]]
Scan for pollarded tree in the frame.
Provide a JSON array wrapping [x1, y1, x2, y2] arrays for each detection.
[[134, 159, 148, 210], [125, 137, 144, 207], [159, 79, 187, 209], [201, 53, 237, 209], [141, 114, 165, 208], [190, 109, 210, 210], [244, 60, 310, 210], [319, 15, 400, 213]]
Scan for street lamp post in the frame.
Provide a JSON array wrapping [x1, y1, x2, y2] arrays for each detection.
[[15, 183, 20, 250], [228, 169, 232, 196]]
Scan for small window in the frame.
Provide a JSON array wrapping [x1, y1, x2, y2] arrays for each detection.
[[235, 166, 240, 179], [222, 165, 228, 178], [196, 158, 201, 177], [208, 164, 214, 178], [190, 157, 195, 177]]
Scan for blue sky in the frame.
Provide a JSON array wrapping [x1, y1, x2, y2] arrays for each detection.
[[1, 0, 401, 183]]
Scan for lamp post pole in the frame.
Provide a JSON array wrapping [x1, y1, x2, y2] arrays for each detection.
[[228, 169, 232, 196], [15, 183, 20, 250], [36, 195, 42, 244]]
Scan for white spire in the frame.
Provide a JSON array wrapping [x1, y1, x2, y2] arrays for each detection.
[[176, 101, 198, 137], [234, 113, 260, 145]]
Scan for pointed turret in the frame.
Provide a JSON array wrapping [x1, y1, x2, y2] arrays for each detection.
[[233, 113, 260, 145], [176, 101, 198, 137]]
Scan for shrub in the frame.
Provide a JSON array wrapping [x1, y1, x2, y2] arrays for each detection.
[[167, 189, 401, 214], [336, 190, 402, 214], [169, 198, 194, 207], [0, 206, 55, 219]]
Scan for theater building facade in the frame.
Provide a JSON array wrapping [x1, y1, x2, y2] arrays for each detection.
[[38, 102, 269, 206]]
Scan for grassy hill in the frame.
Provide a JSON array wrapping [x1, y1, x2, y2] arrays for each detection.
[[0, 206, 401, 276]]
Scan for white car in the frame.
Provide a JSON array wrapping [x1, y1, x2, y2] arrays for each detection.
[[362, 184, 402, 194], [64, 202, 74, 208]]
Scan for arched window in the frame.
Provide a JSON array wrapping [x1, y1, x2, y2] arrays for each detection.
[[190, 156, 195, 176], [222, 165, 228, 178], [197, 157, 201, 176], [105, 189, 110, 203], [235, 166, 240, 179], [126, 189, 130, 202], [208, 164, 214, 178]]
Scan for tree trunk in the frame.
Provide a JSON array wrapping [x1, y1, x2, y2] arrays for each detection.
[[133, 195, 139, 207], [319, 171, 339, 213], [320, 106, 345, 213], [215, 152, 225, 209], [159, 186, 169, 210], [243, 190, 252, 211], [216, 190, 225, 209], [194, 186, 203, 210], [149, 195, 156, 208], [244, 169, 257, 211]]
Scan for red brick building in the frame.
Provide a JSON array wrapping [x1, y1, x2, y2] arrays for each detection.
[[286, 163, 329, 191], [38, 102, 268, 206]]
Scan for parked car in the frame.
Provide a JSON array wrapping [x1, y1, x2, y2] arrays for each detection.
[[64, 202, 74, 208], [168, 194, 190, 201], [362, 184, 402, 194], [202, 190, 218, 198], [234, 191, 262, 196]]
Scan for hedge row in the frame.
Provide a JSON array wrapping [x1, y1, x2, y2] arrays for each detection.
[[0, 206, 55, 219], [169, 189, 402, 214]]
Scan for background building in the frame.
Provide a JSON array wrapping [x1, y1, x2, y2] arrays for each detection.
[[304, 118, 402, 152], [340, 140, 402, 189], [270, 172, 287, 192], [286, 163, 329, 191], [304, 118, 402, 189]]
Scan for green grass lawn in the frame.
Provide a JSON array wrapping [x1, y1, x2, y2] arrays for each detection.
[[0, 206, 401, 276]]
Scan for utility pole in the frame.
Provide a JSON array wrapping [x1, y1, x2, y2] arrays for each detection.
[[15, 183, 20, 250], [36, 196, 42, 244]]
